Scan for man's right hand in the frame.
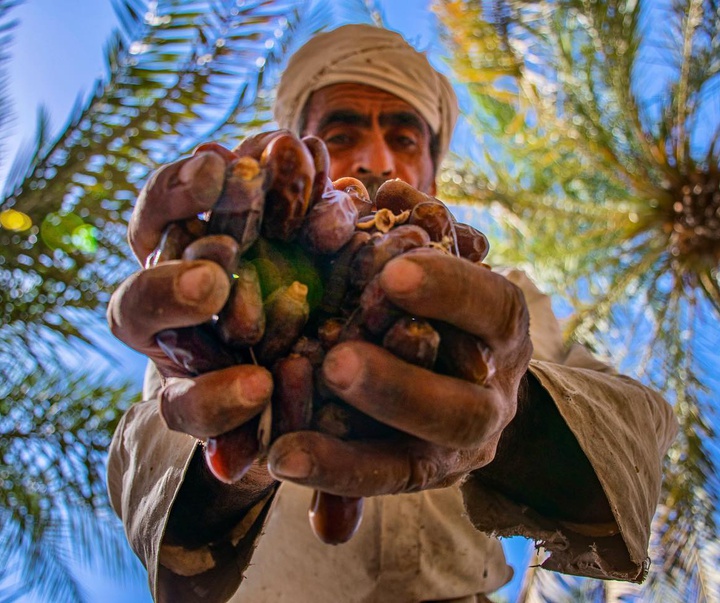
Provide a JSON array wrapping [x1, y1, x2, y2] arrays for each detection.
[[107, 149, 276, 501]]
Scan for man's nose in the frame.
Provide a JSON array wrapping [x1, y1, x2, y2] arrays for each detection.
[[352, 131, 395, 179]]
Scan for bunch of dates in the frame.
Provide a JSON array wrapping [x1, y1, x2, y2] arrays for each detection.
[[148, 130, 493, 545]]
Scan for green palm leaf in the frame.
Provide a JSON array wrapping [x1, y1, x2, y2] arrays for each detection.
[[0, 366, 140, 602], [435, 0, 720, 599], [1, 0, 379, 599]]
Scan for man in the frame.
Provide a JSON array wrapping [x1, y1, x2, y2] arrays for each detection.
[[107, 24, 678, 602]]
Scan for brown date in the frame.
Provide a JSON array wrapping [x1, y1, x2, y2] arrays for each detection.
[[232, 130, 290, 161], [256, 281, 310, 364], [408, 201, 459, 255], [382, 316, 440, 370], [302, 135, 332, 206], [317, 317, 345, 350], [271, 354, 314, 438], [181, 234, 241, 277], [309, 491, 364, 545], [349, 224, 431, 290], [332, 177, 373, 218], [375, 178, 434, 214], [204, 417, 261, 483], [261, 133, 315, 241], [207, 156, 267, 255], [216, 262, 266, 347], [434, 322, 496, 385], [359, 275, 401, 336], [300, 189, 359, 255], [145, 218, 207, 268], [155, 324, 241, 376], [291, 336, 325, 368], [319, 231, 371, 315], [454, 222, 490, 263]]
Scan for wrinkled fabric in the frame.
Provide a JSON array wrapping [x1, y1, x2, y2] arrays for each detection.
[[106, 270, 678, 602], [462, 270, 677, 584], [273, 24, 459, 162], [231, 483, 512, 602]]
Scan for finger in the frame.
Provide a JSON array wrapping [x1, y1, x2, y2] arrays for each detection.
[[321, 342, 509, 449], [107, 260, 230, 356], [378, 249, 530, 350], [267, 431, 479, 497], [160, 365, 272, 438], [129, 151, 227, 262]]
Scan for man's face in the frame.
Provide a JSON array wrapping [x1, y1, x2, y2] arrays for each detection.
[[301, 83, 437, 198]]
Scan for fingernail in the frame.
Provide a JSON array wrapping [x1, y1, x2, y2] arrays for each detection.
[[179, 152, 225, 207], [242, 368, 274, 403], [322, 345, 361, 390], [177, 265, 216, 302], [271, 450, 313, 479], [380, 257, 424, 296], [178, 153, 212, 184]]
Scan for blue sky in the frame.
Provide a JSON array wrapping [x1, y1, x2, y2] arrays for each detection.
[[5, 1, 532, 600]]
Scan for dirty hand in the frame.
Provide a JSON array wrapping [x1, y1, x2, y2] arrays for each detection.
[[268, 248, 533, 496], [107, 149, 275, 490]]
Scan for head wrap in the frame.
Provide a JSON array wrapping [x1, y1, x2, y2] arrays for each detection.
[[273, 24, 459, 162]]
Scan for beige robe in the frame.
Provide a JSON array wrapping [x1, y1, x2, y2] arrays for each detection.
[[107, 270, 678, 602]]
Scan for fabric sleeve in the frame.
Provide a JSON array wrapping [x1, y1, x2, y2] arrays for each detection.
[[460, 269, 678, 583], [106, 363, 275, 602]]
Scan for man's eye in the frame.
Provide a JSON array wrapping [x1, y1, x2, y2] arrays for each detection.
[[394, 135, 418, 149], [325, 133, 352, 145]]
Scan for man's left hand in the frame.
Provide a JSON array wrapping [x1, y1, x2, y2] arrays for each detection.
[[267, 248, 533, 495]]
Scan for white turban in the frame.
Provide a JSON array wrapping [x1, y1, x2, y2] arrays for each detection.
[[273, 24, 459, 162]]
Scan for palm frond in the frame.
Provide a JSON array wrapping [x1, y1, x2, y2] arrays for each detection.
[[0, 0, 317, 365], [1, 0, 378, 597], [436, 0, 720, 597], [0, 364, 138, 602]]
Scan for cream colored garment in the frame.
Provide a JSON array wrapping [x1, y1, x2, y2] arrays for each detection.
[[232, 484, 511, 602], [106, 270, 678, 602], [461, 271, 677, 582], [273, 24, 459, 162]]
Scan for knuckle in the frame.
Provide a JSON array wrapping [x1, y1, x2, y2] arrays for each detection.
[[401, 450, 442, 493], [452, 394, 501, 449], [159, 383, 183, 432], [160, 379, 202, 436], [499, 279, 530, 342], [127, 212, 141, 247], [479, 437, 501, 466], [107, 277, 141, 342], [106, 291, 122, 337]]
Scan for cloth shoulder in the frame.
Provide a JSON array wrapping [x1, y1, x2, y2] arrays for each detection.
[[462, 268, 678, 582], [107, 389, 197, 598], [108, 362, 276, 602], [498, 267, 615, 373]]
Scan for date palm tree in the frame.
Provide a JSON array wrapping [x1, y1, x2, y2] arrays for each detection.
[[0, 0, 380, 600], [434, 0, 720, 600]]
